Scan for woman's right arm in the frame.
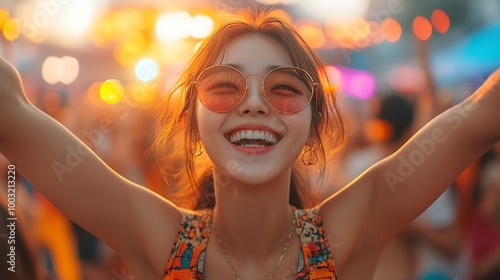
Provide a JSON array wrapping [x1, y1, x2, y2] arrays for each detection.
[[0, 56, 182, 276]]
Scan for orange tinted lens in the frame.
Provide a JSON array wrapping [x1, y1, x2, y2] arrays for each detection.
[[196, 66, 246, 112], [264, 68, 313, 114]]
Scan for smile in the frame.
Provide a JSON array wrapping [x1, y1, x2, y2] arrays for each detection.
[[228, 130, 280, 147]]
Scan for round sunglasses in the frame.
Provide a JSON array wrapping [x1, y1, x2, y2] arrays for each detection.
[[192, 65, 318, 114]]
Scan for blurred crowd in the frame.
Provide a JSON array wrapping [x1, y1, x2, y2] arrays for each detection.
[[1, 34, 500, 280]]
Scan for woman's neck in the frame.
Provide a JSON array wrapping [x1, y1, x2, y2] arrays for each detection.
[[211, 168, 295, 262]]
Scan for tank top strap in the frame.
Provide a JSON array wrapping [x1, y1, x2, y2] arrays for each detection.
[[293, 207, 338, 279], [163, 209, 211, 279]]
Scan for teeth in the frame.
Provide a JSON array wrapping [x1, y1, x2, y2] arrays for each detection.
[[253, 131, 259, 139], [229, 130, 279, 144], [241, 144, 265, 147], [259, 131, 265, 140]]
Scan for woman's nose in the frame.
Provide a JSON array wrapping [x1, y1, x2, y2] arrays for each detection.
[[237, 75, 270, 116]]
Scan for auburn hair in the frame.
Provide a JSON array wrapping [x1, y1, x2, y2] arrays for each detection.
[[154, 9, 346, 210]]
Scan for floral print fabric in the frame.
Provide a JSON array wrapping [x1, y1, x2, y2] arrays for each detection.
[[163, 207, 337, 279]]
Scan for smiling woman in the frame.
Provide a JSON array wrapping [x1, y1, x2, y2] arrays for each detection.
[[154, 10, 346, 212], [1, 7, 500, 280]]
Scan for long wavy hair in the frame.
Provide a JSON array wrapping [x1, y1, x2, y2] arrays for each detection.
[[154, 9, 346, 210]]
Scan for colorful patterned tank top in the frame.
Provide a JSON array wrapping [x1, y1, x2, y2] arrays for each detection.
[[163, 207, 338, 279]]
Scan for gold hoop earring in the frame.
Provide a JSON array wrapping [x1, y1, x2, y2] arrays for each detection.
[[302, 146, 318, 166], [195, 141, 204, 157]]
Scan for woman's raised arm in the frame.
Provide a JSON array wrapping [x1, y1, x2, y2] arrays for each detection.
[[0, 56, 182, 276], [321, 68, 500, 273]]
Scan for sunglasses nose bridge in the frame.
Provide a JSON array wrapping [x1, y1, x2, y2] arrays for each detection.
[[244, 73, 266, 97]]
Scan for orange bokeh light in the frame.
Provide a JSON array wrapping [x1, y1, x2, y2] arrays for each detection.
[[322, 65, 342, 94], [431, 9, 450, 34], [381, 18, 402, 43], [297, 23, 325, 49], [413, 16, 433, 41]]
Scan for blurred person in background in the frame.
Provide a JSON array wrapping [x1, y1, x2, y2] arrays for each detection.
[[469, 155, 500, 280]]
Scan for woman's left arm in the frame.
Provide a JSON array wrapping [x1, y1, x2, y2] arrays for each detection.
[[320, 69, 499, 276], [368, 68, 500, 239]]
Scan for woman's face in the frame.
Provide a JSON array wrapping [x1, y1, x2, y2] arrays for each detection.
[[195, 33, 312, 185]]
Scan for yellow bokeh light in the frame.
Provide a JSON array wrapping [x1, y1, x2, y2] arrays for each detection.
[[113, 44, 137, 66], [0, 9, 10, 30], [122, 31, 147, 54], [139, 9, 157, 32], [90, 18, 115, 46], [3, 18, 21, 41], [100, 79, 124, 104]]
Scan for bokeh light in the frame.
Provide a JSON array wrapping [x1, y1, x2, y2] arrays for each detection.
[[297, 0, 370, 21], [59, 56, 79, 85], [42, 57, 64, 85], [388, 64, 423, 93], [323, 65, 343, 93], [0, 8, 10, 30], [337, 66, 376, 99], [413, 16, 433, 41], [156, 11, 191, 42], [100, 79, 124, 104], [364, 119, 392, 143], [3, 18, 21, 41], [368, 21, 384, 45], [87, 82, 103, 105], [431, 9, 450, 34], [64, 10, 92, 35], [135, 58, 159, 82], [297, 23, 325, 49], [122, 31, 147, 55], [41, 56, 79, 85], [189, 15, 213, 39], [381, 18, 402, 43]]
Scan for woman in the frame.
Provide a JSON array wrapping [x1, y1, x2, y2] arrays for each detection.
[[0, 10, 499, 280]]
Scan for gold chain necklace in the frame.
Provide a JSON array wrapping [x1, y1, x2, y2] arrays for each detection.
[[209, 212, 295, 280]]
